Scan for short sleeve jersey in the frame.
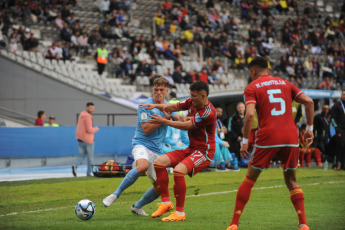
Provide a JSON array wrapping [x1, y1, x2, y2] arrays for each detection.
[[132, 98, 178, 155], [244, 75, 304, 147], [177, 98, 217, 151]]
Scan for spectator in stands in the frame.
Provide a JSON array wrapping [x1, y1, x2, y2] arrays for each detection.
[[60, 22, 71, 42], [154, 10, 165, 36], [22, 32, 39, 52], [227, 102, 245, 159], [45, 42, 62, 60], [9, 31, 18, 52], [198, 68, 208, 83], [73, 102, 100, 177], [44, 116, 59, 127], [313, 105, 331, 157], [122, 57, 135, 83], [55, 13, 64, 29], [99, 0, 110, 16], [63, 42, 74, 61], [192, 57, 203, 72], [318, 76, 334, 90], [35, 110, 46, 126], [172, 65, 183, 84], [88, 28, 102, 46], [109, 51, 123, 78], [95, 42, 108, 76], [78, 32, 89, 57]]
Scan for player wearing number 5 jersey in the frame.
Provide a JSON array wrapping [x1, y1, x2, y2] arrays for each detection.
[[226, 57, 314, 230]]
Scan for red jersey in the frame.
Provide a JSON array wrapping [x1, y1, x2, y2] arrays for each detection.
[[177, 98, 217, 152], [244, 75, 304, 147], [35, 118, 44, 126]]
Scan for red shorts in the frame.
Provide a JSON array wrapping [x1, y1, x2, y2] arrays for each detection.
[[166, 148, 214, 177], [249, 146, 299, 171]]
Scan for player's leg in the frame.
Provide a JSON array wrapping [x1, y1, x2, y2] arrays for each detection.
[[132, 153, 161, 216], [103, 146, 150, 207], [152, 149, 189, 218], [305, 148, 312, 167], [229, 166, 261, 229], [281, 147, 309, 229], [312, 148, 322, 166], [85, 142, 94, 176], [73, 142, 87, 177]]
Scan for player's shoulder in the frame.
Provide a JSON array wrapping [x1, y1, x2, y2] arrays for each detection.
[[199, 102, 217, 119]]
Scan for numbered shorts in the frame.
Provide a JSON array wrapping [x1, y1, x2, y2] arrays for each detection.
[[249, 146, 299, 171], [132, 145, 160, 184], [166, 148, 215, 177]]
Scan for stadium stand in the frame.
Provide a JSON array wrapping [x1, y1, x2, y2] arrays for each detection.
[[0, 0, 344, 102]]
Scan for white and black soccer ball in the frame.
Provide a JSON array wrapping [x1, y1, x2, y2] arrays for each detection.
[[75, 199, 95, 220]]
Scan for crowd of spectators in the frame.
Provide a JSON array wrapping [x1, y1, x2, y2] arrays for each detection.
[[0, 0, 345, 91]]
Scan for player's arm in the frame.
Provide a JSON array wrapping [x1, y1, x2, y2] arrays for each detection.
[[295, 93, 314, 145], [140, 103, 181, 113], [240, 103, 255, 159], [147, 114, 195, 130], [141, 122, 161, 135]]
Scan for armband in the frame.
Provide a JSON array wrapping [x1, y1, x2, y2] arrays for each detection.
[[242, 138, 249, 144], [306, 125, 313, 131]]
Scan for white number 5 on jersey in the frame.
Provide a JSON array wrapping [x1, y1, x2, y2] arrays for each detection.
[[267, 89, 286, 116]]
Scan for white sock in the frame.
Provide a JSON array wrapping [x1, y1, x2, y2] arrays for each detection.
[[162, 201, 170, 204], [175, 210, 184, 216]]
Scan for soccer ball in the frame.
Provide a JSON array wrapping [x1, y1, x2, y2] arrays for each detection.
[[75, 199, 95, 220]]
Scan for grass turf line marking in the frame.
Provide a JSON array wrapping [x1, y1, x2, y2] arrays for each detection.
[[1, 180, 344, 217]]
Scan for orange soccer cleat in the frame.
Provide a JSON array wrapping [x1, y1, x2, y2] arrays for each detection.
[[299, 225, 310, 230], [161, 212, 186, 222], [151, 202, 174, 218], [227, 225, 238, 230]]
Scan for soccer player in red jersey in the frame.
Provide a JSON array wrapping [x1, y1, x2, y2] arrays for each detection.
[[227, 57, 314, 230], [141, 81, 217, 222]]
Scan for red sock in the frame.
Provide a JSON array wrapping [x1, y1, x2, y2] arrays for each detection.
[[173, 171, 186, 213], [306, 149, 312, 167], [231, 176, 256, 226], [290, 187, 307, 226], [313, 148, 322, 166], [154, 163, 170, 202], [299, 149, 305, 167]]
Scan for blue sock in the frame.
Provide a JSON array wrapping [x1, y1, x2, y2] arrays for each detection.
[[134, 187, 160, 209], [113, 168, 140, 198]]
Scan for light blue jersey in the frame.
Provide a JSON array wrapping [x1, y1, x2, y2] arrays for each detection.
[[132, 98, 177, 155]]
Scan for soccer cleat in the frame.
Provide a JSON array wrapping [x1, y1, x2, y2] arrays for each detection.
[[72, 165, 77, 177], [102, 194, 117, 207], [131, 204, 149, 216], [226, 225, 238, 230], [161, 212, 186, 222], [151, 202, 174, 218], [216, 165, 228, 172], [227, 165, 240, 172], [299, 225, 310, 230]]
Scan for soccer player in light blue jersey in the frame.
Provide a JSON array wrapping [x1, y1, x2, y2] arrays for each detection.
[[103, 77, 181, 216]]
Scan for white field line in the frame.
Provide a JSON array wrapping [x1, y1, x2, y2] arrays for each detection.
[[1, 180, 344, 217]]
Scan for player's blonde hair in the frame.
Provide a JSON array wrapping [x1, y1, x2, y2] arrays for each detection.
[[153, 77, 169, 88]]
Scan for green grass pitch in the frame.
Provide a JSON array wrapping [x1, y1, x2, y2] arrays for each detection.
[[1, 167, 344, 230]]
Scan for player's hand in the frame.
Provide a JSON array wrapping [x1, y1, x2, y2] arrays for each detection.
[[304, 130, 314, 147], [237, 136, 242, 142], [222, 141, 230, 148], [177, 141, 183, 146], [240, 143, 250, 160], [140, 103, 157, 110], [95, 127, 100, 132], [148, 114, 166, 124], [162, 108, 172, 119]]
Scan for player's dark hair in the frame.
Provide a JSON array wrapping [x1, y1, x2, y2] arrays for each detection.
[[170, 91, 177, 98], [153, 77, 169, 88], [190, 81, 209, 96], [37, 110, 45, 118], [86, 102, 94, 107], [248, 56, 268, 69]]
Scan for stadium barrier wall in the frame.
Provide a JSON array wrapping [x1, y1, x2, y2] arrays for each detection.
[[0, 126, 135, 158]]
